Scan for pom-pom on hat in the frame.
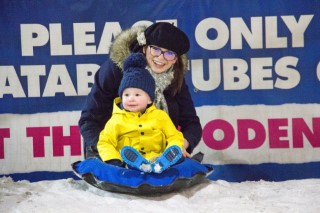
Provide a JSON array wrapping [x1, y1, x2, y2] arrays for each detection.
[[144, 22, 190, 56], [118, 53, 155, 101]]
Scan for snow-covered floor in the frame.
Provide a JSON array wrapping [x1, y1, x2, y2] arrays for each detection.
[[1, 177, 320, 213]]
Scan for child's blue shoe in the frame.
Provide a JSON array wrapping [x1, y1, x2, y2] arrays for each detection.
[[120, 146, 152, 173], [152, 145, 182, 173]]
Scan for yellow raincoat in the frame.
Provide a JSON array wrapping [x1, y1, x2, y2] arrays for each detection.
[[97, 97, 184, 162]]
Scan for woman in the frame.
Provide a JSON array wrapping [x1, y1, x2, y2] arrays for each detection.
[[79, 22, 202, 159]]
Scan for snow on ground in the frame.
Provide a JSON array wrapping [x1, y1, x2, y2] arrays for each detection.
[[1, 177, 320, 213]]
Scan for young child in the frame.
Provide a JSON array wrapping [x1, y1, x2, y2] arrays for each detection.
[[97, 53, 184, 173]]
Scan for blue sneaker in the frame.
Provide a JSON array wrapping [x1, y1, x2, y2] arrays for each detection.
[[120, 146, 152, 173], [152, 145, 182, 173]]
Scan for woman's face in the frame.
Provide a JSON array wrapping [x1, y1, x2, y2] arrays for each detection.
[[144, 45, 177, 74]]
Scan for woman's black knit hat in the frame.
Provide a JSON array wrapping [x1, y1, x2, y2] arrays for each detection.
[[134, 22, 190, 56], [144, 22, 190, 56], [118, 53, 155, 101]]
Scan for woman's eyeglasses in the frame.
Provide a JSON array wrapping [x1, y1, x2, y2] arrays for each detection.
[[148, 45, 177, 61]]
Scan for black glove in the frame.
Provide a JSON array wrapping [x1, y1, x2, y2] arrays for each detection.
[[191, 152, 204, 163], [105, 159, 126, 168], [85, 145, 99, 159]]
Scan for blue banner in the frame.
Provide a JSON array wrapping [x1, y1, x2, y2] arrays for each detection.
[[1, 0, 320, 113]]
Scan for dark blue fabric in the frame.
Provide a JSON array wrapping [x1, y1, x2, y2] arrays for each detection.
[[208, 162, 320, 182], [74, 158, 211, 187]]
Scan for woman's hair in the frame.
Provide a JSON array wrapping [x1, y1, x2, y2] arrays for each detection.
[[169, 56, 184, 96]]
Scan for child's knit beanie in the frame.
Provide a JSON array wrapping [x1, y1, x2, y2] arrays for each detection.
[[118, 53, 155, 101]]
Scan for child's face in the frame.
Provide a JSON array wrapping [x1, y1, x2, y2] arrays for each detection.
[[122, 88, 152, 112]]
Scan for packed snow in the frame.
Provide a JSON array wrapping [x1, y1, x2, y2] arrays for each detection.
[[1, 176, 320, 213]]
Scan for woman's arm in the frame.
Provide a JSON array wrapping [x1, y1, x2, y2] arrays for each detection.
[[176, 79, 202, 154], [78, 59, 122, 158]]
